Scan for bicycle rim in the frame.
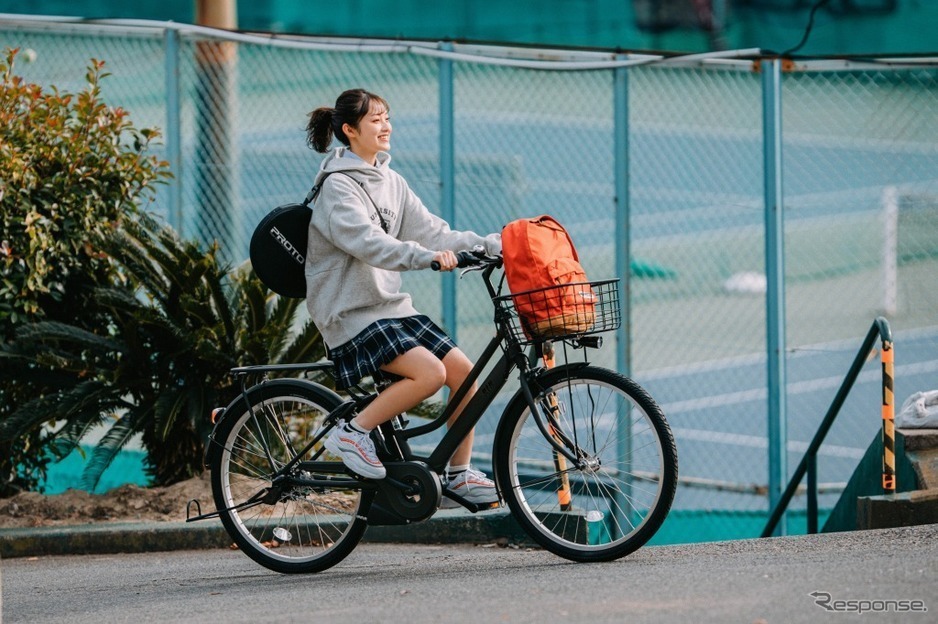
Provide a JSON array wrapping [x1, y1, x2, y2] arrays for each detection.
[[496, 366, 677, 562], [211, 381, 366, 574]]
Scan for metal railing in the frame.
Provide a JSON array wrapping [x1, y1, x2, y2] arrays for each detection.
[[762, 317, 894, 537]]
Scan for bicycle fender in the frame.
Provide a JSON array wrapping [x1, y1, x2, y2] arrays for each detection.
[[203, 378, 344, 468]]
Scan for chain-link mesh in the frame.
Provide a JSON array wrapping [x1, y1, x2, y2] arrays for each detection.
[[3, 18, 936, 542]]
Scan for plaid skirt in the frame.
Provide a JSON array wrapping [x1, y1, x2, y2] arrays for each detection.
[[328, 315, 456, 389]]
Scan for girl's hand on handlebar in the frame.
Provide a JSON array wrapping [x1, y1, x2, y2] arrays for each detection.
[[430, 247, 502, 271], [431, 250, 458, 272]]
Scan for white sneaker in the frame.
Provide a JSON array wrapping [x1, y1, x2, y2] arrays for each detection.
[[323, 422, 386, 479], [445, 467, 499, 505]]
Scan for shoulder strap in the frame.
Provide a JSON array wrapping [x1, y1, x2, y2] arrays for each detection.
[[349, 177, 390, 234], [302, 171, 335, 207], [306, 171, 389, 234]]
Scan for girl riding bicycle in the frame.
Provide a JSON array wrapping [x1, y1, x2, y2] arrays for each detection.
[[304, 88, 500, 505]]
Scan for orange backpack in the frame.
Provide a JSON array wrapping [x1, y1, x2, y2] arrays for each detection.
[[501, 215, 596, 338]]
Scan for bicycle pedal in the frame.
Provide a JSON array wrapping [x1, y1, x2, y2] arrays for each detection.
[[478, 499, 503, 511], [439, 492, 502, 513], [466, 499, 502, 512]]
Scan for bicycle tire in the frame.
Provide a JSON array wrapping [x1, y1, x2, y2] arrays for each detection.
[[210, 379, 368, 574], [494, 366, 677, 562]]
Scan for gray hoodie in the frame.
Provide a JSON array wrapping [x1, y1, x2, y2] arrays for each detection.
[[304, 147, 501, 348]]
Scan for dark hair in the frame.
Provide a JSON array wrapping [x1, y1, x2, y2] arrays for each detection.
[[306, 88, 389, 153]]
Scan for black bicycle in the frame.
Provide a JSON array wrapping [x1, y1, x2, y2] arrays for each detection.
[[196, 250, 677, 573]]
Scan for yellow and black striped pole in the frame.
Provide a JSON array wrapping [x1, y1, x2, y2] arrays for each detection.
[[881, 340, 896, 493]]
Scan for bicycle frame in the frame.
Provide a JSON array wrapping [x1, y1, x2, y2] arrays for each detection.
[[352, 259, 589, 474], [206, 259, 591, 503]]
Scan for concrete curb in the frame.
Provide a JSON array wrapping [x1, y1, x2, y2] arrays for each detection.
[[0, 509, 530, 559], [857, 489, 938, 530]]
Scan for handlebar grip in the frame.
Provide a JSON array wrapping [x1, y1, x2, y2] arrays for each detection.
[[431, 250, 483, 271]]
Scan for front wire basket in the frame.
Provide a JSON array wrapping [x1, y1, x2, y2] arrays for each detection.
[[494, 279, 621, 345]]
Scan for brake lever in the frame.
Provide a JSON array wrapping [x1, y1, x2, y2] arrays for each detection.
[[459, 264, 487, 278]]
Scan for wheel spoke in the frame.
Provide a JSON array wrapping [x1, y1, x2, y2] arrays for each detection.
[[211, 382, 366, 574], [497, 367, 677, 562]]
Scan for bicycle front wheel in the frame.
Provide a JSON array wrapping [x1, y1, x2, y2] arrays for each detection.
[[210, 379, 367, 574], [494, 366, 677, 562]]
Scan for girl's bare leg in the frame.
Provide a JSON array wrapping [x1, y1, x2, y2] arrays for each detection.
[[352, 347, 446, 430], [439, 348, 478, 467], [352, 346, 478, 467]]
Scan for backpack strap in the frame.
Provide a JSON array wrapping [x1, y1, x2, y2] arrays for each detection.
[[305, 171, 389, 234], [350, 177, 390, 234], [302, 171, 335, 207]]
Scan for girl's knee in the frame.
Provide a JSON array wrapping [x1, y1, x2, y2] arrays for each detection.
[[421, 359, 448, 395], [393, 352, 446, 399], [442, 349, 474, 387]]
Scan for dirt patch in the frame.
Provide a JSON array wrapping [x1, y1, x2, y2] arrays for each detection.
[[0, 473, 214, 528]]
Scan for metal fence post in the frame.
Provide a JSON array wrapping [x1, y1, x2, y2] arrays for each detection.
[[762, 57, 788, 536], [439, 41, 457, 340], [613, 56, 632, 540], [614, 56, 630, 379], [163, 26, 183, 235], [806, 452, 818, 533]]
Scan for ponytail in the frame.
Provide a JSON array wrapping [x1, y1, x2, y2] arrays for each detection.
[[306, 107, 336, 153]]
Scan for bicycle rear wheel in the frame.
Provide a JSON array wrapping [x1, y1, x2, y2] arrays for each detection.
[[494, 366, 677, 562], [210, 379, 367, 574]]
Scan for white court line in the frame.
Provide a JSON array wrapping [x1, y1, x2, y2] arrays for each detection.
[[670, 427, 865, 459], [640, 325, 938, 381], [664, 358, 938, 457], [659, 358, 938, 416]]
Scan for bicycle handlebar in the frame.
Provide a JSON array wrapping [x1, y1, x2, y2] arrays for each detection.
[[430, 248, 502, 271]]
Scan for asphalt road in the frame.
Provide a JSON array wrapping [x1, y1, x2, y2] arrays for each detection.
[[2, 523, 935, 623]]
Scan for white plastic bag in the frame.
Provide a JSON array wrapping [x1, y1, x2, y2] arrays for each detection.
[[896, 390, 938, 428]]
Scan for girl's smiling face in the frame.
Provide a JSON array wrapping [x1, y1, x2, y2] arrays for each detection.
[[346, 101, 391, 164]]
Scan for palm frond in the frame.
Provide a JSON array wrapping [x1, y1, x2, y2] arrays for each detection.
[[99, 227, 170, 299], [12, 321, 124, 355], [53, 404, 126, 459], [0, 355, 109, 397], [279, 319, 326, 365], [81, 411, 142, 491], [264, 296, 304, 359], [0, 379, 122, 442], [152, 386, 191, 442], [230, 271, 278, 364], [206, 269, 236, 346], [185, 384, 216, 440], [237, 268, 270, 333], [94, 287, 196, 356], [270, 295, 302, 328]]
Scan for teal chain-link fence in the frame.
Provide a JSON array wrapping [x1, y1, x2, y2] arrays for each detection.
[[3, 16, 937, 542]]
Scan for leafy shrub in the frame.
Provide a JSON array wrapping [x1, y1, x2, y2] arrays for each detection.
[[0, 48, 168, 495], [0, 49, 167, 330], [1, 49, 327, 491]]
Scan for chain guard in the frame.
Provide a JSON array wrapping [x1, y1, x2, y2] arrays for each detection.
[[368, 462, 441, 525]]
